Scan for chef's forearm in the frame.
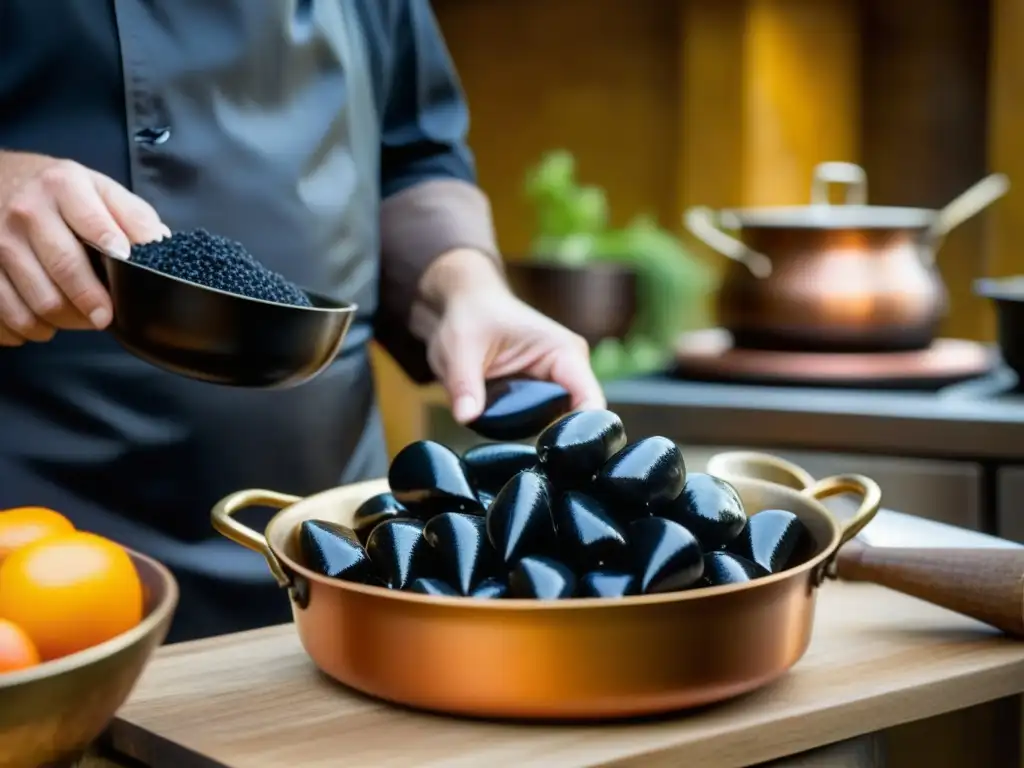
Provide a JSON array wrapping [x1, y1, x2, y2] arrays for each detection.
[[375, 178, 503, 381], [381, 177, 502, 302], [373, 0, 505, 380]]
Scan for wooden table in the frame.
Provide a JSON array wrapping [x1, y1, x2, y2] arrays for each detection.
[[86, 510, 1024, 768]]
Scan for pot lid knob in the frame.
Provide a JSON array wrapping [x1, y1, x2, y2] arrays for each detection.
[[810, 162, 868, 206]]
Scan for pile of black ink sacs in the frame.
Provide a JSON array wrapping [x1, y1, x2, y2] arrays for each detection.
[[297, 408, 812, 601], [130, 229, 311, 307]]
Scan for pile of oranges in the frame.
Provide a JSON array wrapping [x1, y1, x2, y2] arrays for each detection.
[[0, 506, 143, 674]]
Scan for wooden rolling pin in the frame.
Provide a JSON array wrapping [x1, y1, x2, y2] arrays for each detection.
[[836, 541, 1024, 637]]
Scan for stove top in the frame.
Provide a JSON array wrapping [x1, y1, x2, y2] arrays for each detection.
[[937, 366, 1021, 401]]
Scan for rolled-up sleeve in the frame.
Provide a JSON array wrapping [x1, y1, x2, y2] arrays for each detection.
[[374, 0, 500, 383]]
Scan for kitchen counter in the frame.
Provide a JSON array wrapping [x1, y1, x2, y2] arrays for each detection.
[[87, 510, 1024, 768], [599, 376, 1024, 462]]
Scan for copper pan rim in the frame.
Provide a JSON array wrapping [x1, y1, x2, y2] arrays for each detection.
[[214, 473, 878, 611], [0, 547, 179, 689]]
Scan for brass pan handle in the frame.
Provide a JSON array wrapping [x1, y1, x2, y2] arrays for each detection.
[[705, 451, 816, 492], [804, 473, 882, 555], [802, 474, 882, 584], [705, 452, 881, 581], [211, 489, 302, 587]]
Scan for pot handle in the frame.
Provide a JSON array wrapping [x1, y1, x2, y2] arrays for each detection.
[[928, 172, 1010, 245], [803, 474, 882, 584], [810, 162, 868, 206], [683, 206, 773, 278], [211, 489, 303, 588], [705, 450, 817, 492]]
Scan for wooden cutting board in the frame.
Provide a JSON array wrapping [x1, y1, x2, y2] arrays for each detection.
[[104, 577, 1024, 768]]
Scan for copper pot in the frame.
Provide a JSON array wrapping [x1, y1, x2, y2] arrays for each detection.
[[212, 468, 880, 720], [685, 163, 1009, 352]]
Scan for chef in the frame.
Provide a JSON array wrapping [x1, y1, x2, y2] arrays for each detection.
[[0, 0, 604, 641]]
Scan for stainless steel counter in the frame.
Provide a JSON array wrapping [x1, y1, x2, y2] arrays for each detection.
[[602, 377, 1024, 461]]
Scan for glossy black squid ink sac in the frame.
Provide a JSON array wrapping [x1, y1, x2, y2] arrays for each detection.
[[597, 436, 686, 510], [462, 442, 538, 496], [550, 490, 628, 571], [508, 555, 576, 599], [467, 378, 572, 441], [365, 518, 434, 590], [130, 229, 311, 307], [350, 492, 412, 545], [628, 516, 704, 593], [699, 551, 769, 587], [659, 473, 747, 551], [485, 469, 556, 564], [536, 409, 627, 488], [299, 519, 373, 584], [423, 512, 498, 595], [387, 440, 481, 515], [727, 509, 810, 574]]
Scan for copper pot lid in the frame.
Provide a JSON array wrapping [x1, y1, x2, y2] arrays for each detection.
[[685, 166, 1009, 279], [717, 162, 1007, 231], [721, 203, 935, 231], [721, 162, 935, 230]]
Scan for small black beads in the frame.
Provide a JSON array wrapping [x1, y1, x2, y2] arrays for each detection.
[[130, 229, 311, 307]]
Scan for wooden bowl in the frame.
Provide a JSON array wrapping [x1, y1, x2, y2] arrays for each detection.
[[505, 261, 638, 346], [0, 551, 178, 768]]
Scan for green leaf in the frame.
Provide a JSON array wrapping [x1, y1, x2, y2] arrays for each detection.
[[524, 150, 714, 347]]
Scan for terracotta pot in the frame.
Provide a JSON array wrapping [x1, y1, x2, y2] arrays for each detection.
[[505, 260, 637, 346]]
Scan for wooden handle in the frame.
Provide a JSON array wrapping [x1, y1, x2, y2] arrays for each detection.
[[836, 541, 1024, 637]]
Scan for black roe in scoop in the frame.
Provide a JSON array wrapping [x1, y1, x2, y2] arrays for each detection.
[[130, 228, 312, 307]]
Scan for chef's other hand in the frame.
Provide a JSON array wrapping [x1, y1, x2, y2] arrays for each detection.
[[421, 249, 607, 424], [0, 151, 170, 346]]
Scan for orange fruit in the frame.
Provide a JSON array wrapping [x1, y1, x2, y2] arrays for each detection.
[[0, 618, 40, 673], [0, 507, 75, 564], [0, 532, 143, 661]]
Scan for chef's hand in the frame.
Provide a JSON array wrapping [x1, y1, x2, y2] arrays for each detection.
[[420, 249, 606, 424], [0, 151, 169, 346]]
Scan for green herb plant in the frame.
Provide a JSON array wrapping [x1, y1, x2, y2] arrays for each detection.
[[524, 150, 713, 380]]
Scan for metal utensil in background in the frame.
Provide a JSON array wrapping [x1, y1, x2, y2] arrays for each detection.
[[683, 162, 1009, 353], [975, 276, 1024, 384], [923, 172, 1010, 261], [84, 240, 357, 389]]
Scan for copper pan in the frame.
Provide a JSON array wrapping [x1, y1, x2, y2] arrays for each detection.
[[211, 469, 879, 720]]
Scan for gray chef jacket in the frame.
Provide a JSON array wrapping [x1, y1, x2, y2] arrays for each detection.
[[0, 0, 498, 642]]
